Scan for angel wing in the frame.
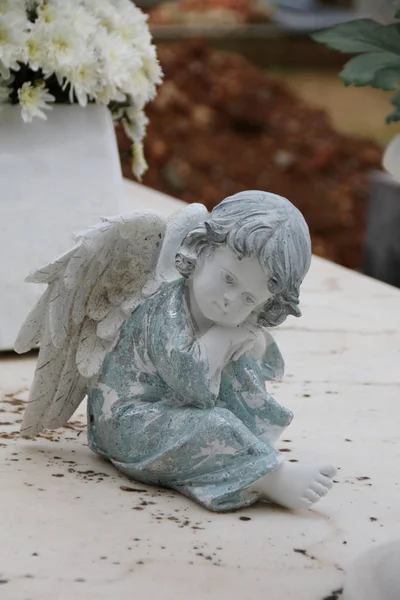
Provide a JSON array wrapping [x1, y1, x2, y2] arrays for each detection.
[[15, 203, 208, 437]]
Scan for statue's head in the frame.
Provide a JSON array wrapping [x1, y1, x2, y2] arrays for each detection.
[[176, 190, 312, 328]]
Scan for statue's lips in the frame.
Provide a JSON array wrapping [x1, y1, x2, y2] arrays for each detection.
[[213, 301, 228, 315]]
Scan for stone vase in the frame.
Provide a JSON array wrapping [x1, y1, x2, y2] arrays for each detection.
[[0, 104, 127, 350]]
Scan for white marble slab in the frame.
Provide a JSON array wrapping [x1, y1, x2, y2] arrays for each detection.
[[1, 183, 399, 600]]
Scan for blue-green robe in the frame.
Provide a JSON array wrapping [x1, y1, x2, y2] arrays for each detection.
[[87, 279, 292, 511]]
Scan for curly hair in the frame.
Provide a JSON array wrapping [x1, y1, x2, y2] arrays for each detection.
[[175, 190, 312, 327]]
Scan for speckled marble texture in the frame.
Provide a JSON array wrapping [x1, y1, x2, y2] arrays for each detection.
[[0, 181, 399, 600]]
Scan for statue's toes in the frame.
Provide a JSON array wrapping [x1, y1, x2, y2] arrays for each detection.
[[310, 481, 328, 497], [316, 474, 333, 489], [320, 464, 337, 478], [303, 489, 321, 504]]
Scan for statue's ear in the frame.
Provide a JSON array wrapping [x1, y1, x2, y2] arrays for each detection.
[[175, 252, 196, 279]]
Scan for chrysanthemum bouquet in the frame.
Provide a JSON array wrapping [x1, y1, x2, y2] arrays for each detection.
[[0, 0, 163, 178]]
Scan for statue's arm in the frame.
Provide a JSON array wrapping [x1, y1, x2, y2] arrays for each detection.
[[196, 327, 236, 395], [157, 325, 259, 404], [147, 313, 217, 409]]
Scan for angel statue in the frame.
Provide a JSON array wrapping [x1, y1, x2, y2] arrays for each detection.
[[15, 190, 336, 512]]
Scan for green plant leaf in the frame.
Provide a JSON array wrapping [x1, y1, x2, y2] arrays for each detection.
[[387, 92, 400, 123], [312, 19, 400, 54], [390, 92, 400, 107], [387, 107, 400, 123], [340, 52, 400, 90], [312, 16, 400, 125]]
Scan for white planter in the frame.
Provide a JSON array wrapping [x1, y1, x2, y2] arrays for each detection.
[[0, 104, 127, 351]]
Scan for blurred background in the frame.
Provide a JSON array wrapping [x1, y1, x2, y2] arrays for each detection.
[[118, 0, 400, 276]]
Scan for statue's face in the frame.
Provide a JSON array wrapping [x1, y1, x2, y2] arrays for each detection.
[[191, 245, 272, 327]]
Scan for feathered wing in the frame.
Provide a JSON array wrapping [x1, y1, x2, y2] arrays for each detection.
[[141, 202, 209, 298], [15, 203, 209, 437], [15, 211, 167, 437]]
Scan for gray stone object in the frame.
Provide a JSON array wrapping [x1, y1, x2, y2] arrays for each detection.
[[14, 190, 336, 512], [364, 171, 400, 288]]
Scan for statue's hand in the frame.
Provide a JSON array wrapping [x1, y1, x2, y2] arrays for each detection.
[[199, 323, 261, 374], [209, 323, 260, 362], [250, 329, 268, 361], [230, 324, 262, 362]]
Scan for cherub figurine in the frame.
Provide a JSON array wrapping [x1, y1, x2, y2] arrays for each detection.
[[15, 190, 336, 512]]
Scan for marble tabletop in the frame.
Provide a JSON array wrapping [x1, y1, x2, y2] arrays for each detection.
[[1, 181, 399, 600]]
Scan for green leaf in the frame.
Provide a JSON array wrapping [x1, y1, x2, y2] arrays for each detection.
[[312, 15, 400, 120], [312, 19, 400, 54], [387, 92, 400, 123], [390, 92, 400, 107], [387, 107, 400, 123], [340, 52, 400, 90]]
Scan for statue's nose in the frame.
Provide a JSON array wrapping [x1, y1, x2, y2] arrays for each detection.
[[223, 292, 234, 308]]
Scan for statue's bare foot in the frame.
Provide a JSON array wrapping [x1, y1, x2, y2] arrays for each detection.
[[252, 461, 336, 510]]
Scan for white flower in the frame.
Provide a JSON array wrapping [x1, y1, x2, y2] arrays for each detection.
[[112, 4, 149, 44], [0, 0, 162, 177], [96, 84, 126, 106], [18, 81, 55, 122], [123, 107, 149, 143], [131, 142, 147, 180], [126, 68, 157, 110], [63, 53, 100, 106], [36, 21, 84, 77], [383, 134, 400, 182], [24, 30, 42, 71], [0, 11, 28, 73], [35, 2, 61, 25], [67, 5, 98, 38], [142, 51, 163, 86], [97, 30, 141, 93], [0, 1, 26, 15]]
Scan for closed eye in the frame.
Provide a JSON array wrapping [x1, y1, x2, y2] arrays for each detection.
[[222, 270, 235, 285], [242, 293, 256, 306]]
